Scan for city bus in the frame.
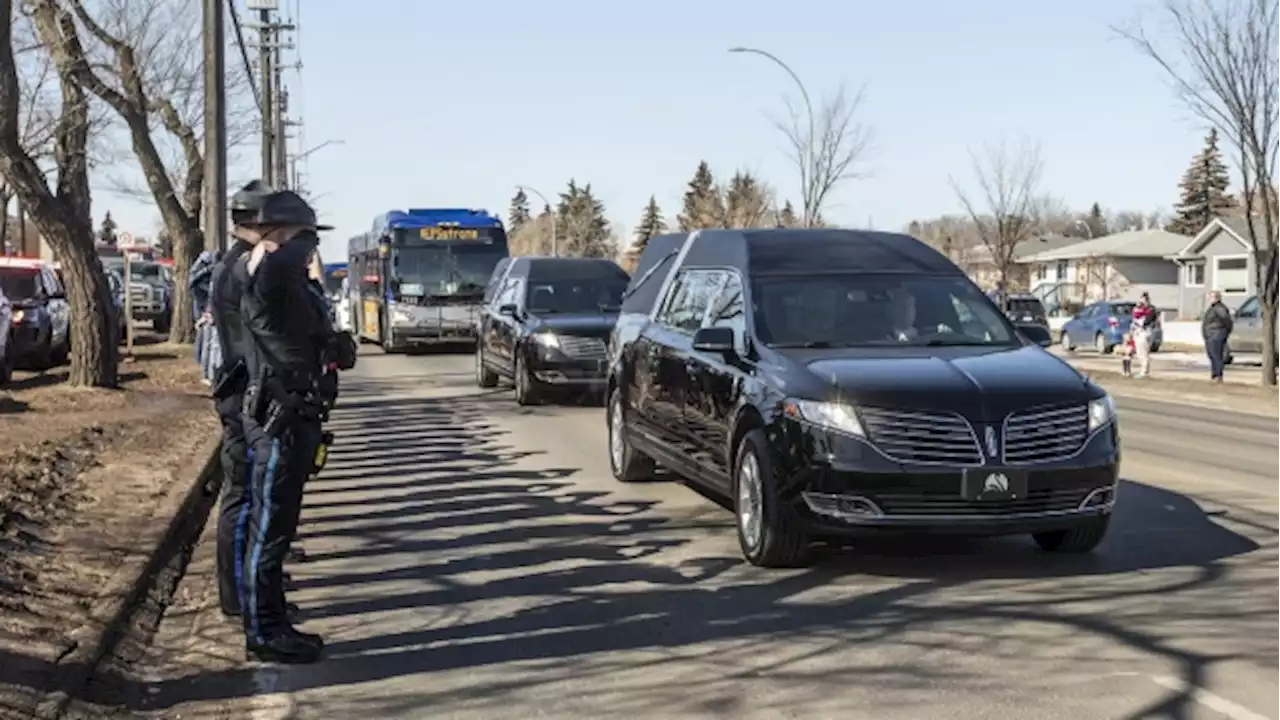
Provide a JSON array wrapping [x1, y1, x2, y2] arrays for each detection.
[[348, 208, 509, 351], [322, 262, 350, 331]]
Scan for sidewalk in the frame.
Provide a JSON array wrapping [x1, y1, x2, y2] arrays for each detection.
[[1050, 346, 1278, 417], [1050, 347, 1266, 386]]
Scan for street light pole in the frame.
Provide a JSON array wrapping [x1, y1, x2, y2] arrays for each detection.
[[516, 185, 557, 257], [728, 46, 815, 228], [289, 139, 343, 196]]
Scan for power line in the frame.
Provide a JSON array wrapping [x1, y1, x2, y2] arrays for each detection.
[[225, 0, 260, 115]]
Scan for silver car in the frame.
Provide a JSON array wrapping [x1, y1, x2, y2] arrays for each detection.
[[1229, 295, 1274, 354]]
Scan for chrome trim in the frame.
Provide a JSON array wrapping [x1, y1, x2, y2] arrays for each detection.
[[808, 505, 1109, 525], [802, 492, 886, 521], [1078, 486, 1116, 510], [857, 407, 985, 467], [1000, 402, 1112, 466]]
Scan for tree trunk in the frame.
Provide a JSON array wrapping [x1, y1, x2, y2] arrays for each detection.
[[1260, 300, 1276, 387], [56, 227, 117, 386], [168, 230, 198, 343]]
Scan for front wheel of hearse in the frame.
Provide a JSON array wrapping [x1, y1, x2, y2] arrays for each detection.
[[1032, 517, 1110, 553], [475, 344, 498, 388], [607, 388, 654, 482], [734, 429, 811, 568], [513, 352, 540, 405]]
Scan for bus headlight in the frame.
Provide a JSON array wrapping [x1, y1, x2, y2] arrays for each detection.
[[391, 307, 415, 326]]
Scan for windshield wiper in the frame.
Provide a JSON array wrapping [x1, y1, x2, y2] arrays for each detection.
[[914, 338, 1001, 347], [598, 303, 621, 312], [771, 341, 843, 349]]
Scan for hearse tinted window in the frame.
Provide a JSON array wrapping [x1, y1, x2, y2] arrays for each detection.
[[658, 269, 719, 333], [620, 233, 686, 314], [751, 273, 1015, 348], [707, 273, 745, 334]]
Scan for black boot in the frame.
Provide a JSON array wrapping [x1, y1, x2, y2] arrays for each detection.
[[246, 626, 324, 664], [223, 601, 301, 620]]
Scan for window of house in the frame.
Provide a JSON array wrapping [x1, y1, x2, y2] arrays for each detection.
[[1186, 261, 1206, 287], [1054, 260, 1068, 281], [1035, 264, 1047, 282], [1214, 256, 1249, 294]]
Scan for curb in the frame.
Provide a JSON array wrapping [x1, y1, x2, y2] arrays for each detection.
[[1080, 368, 1279, 418], [32, 435, 223, 720]]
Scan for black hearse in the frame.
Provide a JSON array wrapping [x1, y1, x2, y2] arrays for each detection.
[[476, 256, 630, 404], [606, 229, 1120, 568]]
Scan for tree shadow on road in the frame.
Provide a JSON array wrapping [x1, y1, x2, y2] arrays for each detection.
[[85, 373, 1275, 719]]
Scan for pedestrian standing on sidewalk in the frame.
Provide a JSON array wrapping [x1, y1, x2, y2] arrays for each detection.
[[1201, 290, 1233, 383], [1130, 293, 1157, 378]]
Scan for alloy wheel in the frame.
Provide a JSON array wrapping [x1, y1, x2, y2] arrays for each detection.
[[737, 452, 763, 551]]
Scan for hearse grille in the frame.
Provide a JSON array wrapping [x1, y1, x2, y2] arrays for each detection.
[[1002, 404, 1090, 464], [858, 407, 983, 466], [557, 335, 607, 360]]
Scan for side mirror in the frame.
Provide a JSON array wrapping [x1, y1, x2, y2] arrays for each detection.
[[1016, 323, 1053, 348], [692, 326, 736, 353], [498, 303, 518, 317]]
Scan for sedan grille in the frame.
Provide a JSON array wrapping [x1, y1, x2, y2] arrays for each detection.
[[1003, 404, 1089, 464], [557, 335, 607, 360], [858, 407, 983, 466]]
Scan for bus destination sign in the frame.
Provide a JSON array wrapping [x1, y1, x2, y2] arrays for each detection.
[[419, 227, 481, 241]]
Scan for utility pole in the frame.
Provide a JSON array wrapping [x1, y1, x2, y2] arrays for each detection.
[[274, 86, 289, 188], [249, 0, 278, 184], [202, 0, 226, 252]]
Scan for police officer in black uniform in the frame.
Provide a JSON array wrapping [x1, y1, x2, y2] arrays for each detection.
[[209, 179, 272, 620], [237, 190, 352, 663]]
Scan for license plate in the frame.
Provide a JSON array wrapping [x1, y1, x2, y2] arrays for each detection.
[[961, 468, 1029, 501]]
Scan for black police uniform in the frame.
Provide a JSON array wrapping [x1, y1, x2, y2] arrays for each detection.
[[238, 191, 334, 663], [210, 180, 273, 618]]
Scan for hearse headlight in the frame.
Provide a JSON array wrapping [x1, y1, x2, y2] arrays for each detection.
[[533, 332, 561, 349], [1088, 394, 1116, 432], [783, 398, 866, 438]]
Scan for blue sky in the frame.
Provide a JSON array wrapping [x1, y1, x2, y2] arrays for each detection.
[[99, 0, 1213, 264]]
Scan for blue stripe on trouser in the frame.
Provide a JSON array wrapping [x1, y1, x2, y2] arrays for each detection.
[[247, 440, 281, 642], [233, 447, 254, 610]]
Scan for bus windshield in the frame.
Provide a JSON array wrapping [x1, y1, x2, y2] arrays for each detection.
[[390, 232, 508, 298]]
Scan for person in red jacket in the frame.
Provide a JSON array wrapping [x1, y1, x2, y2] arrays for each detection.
[[1130, 293, 1157, 378]]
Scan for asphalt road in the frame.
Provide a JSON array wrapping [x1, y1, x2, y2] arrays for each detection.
[[161, 349, 1280, 720]]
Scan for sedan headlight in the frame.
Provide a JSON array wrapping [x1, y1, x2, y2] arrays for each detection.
[[533, 332, 561, 350], [782, 398, 866, 438], [1088, 394, 1116, 432]]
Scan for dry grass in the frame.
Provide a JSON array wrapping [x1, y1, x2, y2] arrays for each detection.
[[0, 340, 220, 707]]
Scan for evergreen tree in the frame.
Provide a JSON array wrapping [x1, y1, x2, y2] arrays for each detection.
[[776, 200, 798, 228], [723, 171, 773, 228], [556, 180, 614, 258], [1167, 129, 1238, 235], [677, 161, 723, 230], [508, 189, 531, 234], [634, 196, 667, 253], [1086, 202, 1109, 237], [98, 211, 118, 247]]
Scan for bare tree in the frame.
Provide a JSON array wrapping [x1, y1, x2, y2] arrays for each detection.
[[0, 0, 117, 386], [1117, 0, 1278, 384], [950, 138, 1047, 288], [34, 0, 252, 344], [776, 84, 873, 227]]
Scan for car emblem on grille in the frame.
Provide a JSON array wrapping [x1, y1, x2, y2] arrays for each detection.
[[983, 472, 1009, 493], [984, 425, 999, 460]]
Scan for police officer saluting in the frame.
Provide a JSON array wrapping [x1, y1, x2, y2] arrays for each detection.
[[237, 190, 353, 663], [209, 180, 272, 622]]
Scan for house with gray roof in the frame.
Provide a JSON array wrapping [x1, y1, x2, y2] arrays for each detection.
[[1017, 229, 1189, 317], [1166, 216, 1271, 318]]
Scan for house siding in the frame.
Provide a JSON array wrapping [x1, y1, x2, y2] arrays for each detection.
[[1111, 257, 1179, 312], [1175, 225, 1256, 318]]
